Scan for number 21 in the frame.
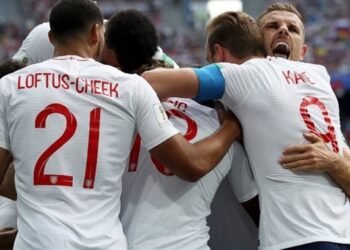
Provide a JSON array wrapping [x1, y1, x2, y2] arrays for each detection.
[[33, 103, 101, 189]]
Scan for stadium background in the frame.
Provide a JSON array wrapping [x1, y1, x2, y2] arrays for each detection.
[[0, 0, 349, 142]]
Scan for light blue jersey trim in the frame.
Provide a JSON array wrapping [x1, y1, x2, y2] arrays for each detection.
[[193, 64, 225, 101]]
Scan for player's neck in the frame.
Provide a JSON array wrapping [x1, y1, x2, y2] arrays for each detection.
[[235, 55, 263, 64], [53, 44, 96, 60]]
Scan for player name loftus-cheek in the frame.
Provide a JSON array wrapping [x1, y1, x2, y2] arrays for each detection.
[[17, 73, 119, 98]]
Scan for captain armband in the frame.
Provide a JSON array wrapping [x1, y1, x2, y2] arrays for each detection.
[[193, 64, 225, 101]]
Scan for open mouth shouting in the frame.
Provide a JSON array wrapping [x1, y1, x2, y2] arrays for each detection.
[[272, 41, 290, 59]]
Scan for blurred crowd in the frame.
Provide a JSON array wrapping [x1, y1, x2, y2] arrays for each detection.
[[0, 0, 349, 142]]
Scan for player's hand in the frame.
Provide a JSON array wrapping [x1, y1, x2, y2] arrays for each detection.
[[279, 132, 340, 173]]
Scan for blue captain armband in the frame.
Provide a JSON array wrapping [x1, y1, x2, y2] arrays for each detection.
[[193, 64, 225, 101]]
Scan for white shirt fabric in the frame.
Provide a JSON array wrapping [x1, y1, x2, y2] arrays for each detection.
[[121, 98, 254, 250], [217, 57, 350, 250], [0, 55, 178, 250], [12, 22, 176, 69], [12, 22, 54, 65], [0, 196, 17, 229]]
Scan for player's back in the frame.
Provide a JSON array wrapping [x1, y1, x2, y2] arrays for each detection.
[[218, 57, 350, 249], [121, 98, 245, 250], [0, 55, 163, 250]]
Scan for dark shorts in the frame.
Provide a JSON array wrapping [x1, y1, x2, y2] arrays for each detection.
[[286, 242, 350, 250]]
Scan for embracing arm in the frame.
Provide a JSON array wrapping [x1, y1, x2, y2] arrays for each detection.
[[142, 64, 225, 101], [0, 163, 16, 200], [0, 149, 14, 200], [142, 68, 199, 100], [279, 132, 350, 197], [329, 148, 350, 197], [150, 110, 241, 182], [0, 148, 12, 186]]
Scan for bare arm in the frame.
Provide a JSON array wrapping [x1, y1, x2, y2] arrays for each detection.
[[142, 68, 199, 100], [0, 163, 16, 200], [150, 110, 241, 182], [0, 148, 12, 186], [0, 228, 17, 250], [279, 132, 350, 197]]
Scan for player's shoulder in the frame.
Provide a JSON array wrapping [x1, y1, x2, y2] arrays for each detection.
[[300, 60, 328, 74], [29, 22, 50, 35], [266, 56, 327, 71], [12, 22, 53, 65]]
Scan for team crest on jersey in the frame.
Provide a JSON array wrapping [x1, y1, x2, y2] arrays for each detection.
[[153, 103, 168, 126], [22, 57, 28, 64], [50, 176, 58, 185]]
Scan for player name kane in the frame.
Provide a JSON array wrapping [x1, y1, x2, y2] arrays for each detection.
[[17, 72, 119, 98]]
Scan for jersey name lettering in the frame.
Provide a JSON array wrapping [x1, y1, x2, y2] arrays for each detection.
[[282, 70, 315, 85], [17, 73, 119, 98], [167, 99, 188, 112]]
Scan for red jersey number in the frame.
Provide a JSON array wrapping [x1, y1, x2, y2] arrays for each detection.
[[300, 96, 339, 153], [128, 108, 198, 176], [33, 103, 101, 188]]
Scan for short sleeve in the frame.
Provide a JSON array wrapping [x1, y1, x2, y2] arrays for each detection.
[[218, 62, 257, 108], [133, 76, 179, 150]]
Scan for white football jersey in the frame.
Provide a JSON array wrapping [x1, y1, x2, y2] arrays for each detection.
[[12, 22, 176, 69], [0, 196, 17, 229], [121, 98, 255, 250], [0, 55, 178, 250], [216, 57, 350, 249], [12, 23, 54, 65]]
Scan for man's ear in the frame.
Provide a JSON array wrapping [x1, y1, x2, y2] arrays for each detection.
[[48, 30, 54, 45], [300, 44, 308, 60], [89, 23, 101, 46], [213, 44, 225, 62]]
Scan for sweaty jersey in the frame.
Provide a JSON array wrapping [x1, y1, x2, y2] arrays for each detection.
[[197, 57, 350, 250], [0, 55, 178, 250], [121, 98, 254, 250]]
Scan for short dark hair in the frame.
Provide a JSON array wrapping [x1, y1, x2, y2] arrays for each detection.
[[49, 0, 103, 44], [105, 9, 158, 73], [0, 60, 26, 78], [206, 11, 265, 59]]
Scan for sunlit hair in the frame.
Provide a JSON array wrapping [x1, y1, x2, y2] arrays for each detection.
[[206, 11, 266, 59]]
